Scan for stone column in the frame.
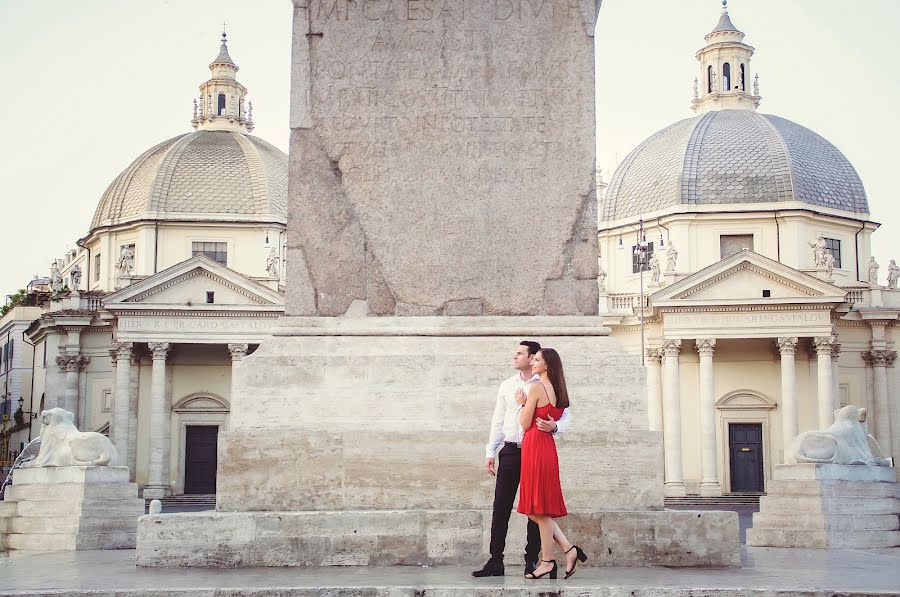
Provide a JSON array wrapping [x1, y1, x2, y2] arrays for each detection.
[[55, 354, 89, 419], [696, 338, 721, 496], [111, 342, 133, 467], [128, 355, 140, 480], [813, 336, 836, 430], [863, 349, 896, 457], [776, 337, 799, 459], [831, 343, 842, 414], [645, 348, 663, 433], [228, 343, 249, 402], [144, 342, 170, 499], [661, 340, 685, 497]]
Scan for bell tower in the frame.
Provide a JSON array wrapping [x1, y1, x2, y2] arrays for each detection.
[[691, 1, 761, 114], [191, 32, 254, 132]]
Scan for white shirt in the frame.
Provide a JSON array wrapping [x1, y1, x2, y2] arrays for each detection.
[[484, 373, 572, 458]]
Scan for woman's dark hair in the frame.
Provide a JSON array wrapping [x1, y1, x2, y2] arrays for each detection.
[[519, 340, 542, 356], [538, 348, 569, 409]]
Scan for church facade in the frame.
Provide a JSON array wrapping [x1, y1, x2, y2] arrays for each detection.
[[599, 4, 900, 496], [5, 34, 287, 498]]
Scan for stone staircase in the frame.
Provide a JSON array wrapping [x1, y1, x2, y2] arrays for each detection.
[[665, 494, 761, 507], [148, 494, 216, 511]]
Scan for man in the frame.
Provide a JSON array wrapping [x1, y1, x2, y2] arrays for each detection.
[[472, 340, 571, 577]]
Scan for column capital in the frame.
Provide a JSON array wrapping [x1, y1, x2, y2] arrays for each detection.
[[56, 355, 90, 372], [110, 341, 134, 361], [228, 343, 249, 361], [148, 342, 170, 360], [776, 337, 798, 355], [695, 338, 716, 356], [661, 339, 682, 356], [645, 347, 663, 364], [813, 335, 837, 355], [863, 349, 897, 368]]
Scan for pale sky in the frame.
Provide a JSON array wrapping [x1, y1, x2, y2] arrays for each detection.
[[1, 0, 898, 297]]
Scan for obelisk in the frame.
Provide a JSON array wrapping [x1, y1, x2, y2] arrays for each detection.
[[137, 0, 739, 568]]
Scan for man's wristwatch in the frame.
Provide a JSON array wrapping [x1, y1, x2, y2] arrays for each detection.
[[551, 423, 559, 434]]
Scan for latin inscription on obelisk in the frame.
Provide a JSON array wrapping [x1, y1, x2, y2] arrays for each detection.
[[287, 0, 600, 316]]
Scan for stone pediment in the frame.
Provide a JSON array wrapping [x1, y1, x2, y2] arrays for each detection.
[[651, 250, 846, 308], [103, 256, 283, 309]]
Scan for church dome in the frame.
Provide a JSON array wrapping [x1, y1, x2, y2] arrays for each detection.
[[90, 130, 287, 231], [601, 110, 868, 222]]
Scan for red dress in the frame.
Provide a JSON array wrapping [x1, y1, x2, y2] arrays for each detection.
[[516, 387, 568, 518]]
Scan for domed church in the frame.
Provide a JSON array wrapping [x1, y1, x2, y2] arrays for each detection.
[[21, 34, 287, 498], [599, 3, 900, 497]]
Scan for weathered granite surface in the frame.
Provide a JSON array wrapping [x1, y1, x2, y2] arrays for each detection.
[[286, 0, 601, 316]]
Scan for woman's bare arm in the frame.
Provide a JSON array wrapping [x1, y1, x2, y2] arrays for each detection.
[[518, 384, 543, 430]]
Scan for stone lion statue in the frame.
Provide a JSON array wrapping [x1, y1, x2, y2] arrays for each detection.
[[22, 408, 119, 468], [789, 405, 890, 466]]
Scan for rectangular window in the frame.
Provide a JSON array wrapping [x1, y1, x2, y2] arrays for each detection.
[[192, 242, 227, 265], [206, 291, 215, 304], [631, 241, 654, 274], [94, 253, 101, 281], [720, 234, 754, 259], [824, 238, 842, 269]]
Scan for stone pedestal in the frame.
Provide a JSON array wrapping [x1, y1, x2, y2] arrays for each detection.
[[747, 463, 900, 548], [137, 317, 739, 567], [3, 466, 144, 551]]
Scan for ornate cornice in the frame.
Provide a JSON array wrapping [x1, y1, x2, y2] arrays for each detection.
[[660, 304, 829, 314], [674, 262, 819, 299], [114, 310, 281, 318], [125, 267, 269, 304]]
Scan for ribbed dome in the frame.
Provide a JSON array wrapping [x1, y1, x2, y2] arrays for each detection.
[[602, 110, 868, 222], [90, 130, 287, 231]]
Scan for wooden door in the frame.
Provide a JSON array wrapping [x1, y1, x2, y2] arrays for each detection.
[[729, 423, 764, 493], [184, 425, 218, 494]]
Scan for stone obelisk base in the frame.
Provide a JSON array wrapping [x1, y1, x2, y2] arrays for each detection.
[[2, 466, 144, 551], [747, 463, 900, 548], [136, 317, 739, 567]]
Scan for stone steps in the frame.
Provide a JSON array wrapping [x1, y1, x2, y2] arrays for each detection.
[[758, 495, 900, 514], [14, 497, 146, 518], [7, 530, 137, 551], [765, 479, 900, 498], [5, 482, 139, 501], [11, 514, 145, 534], [753, 512, 900, 531], [746, 527, 900, 548]]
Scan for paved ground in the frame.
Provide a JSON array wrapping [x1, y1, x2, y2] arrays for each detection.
[[1, 546, 898, 596]]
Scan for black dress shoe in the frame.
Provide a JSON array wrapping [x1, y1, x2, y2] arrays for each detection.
[[472, 559, 505, 577], [524, 559, 537, 577]]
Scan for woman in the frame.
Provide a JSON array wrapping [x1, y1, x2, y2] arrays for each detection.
[[516, 348, 587, 579]]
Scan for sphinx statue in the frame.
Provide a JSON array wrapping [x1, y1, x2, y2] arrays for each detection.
[[789, 405, 890, 466]]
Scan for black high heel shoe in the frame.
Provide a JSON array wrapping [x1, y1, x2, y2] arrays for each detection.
[[564, 545, 588, 579], [525, 559, 557, 580]]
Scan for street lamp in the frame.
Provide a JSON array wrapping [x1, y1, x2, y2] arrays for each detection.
[[632, 220, 650, 365], [16, 397, 36, 427]]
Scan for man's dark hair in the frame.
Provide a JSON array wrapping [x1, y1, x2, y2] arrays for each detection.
[[520, 340, 542, 356]]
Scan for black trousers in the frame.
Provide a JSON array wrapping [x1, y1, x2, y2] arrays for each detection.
[[489, 442, 540, 563]]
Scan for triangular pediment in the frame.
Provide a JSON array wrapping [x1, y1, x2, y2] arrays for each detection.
[[103, 256, 283, 308], [651, 250, 847, 308]]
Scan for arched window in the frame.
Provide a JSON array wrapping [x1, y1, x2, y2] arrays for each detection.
[[723, 63, 731, 91], [708, 65, 714, 93], [740, 64, 746, 91], [217, 93, 226, 116]]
